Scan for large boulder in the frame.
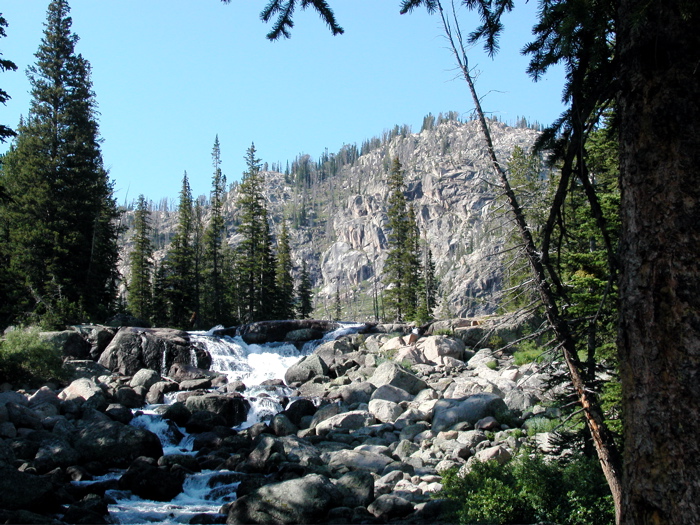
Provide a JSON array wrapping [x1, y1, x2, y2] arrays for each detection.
[[238, 320, 340, 344], [284, 354, 329, 386], [58, 378, 108, 411], [334, 470, 375, 507], [368, 361, 428, 395], [325, 449, 394, 472], [417, 335, 465, 365], [226, 474, 341, 524], [184, 393, 249, 427], [0, 467, 59, 512], [74, 419, 163, 468], [315, 410, 376, 436], [432, 393, 508, 432], [97, 327, 209, 376], [119, 457, 185, 501]]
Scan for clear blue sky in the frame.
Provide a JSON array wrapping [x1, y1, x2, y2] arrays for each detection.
[[1, 1, 565, 203]]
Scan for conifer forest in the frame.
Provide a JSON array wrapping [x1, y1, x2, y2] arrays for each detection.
[[1, 2, 699, 525]]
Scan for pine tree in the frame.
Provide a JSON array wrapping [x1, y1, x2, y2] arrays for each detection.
[[127, 195, 153, 322], [383, 157, 421, 321], [0, 0, 120, 326], [163, 173, 197, 328], [296, 260, 313, 319], [235, 143, 276, 322], [0, 13, 18, 143], [201, 135, 230, 326], [274, 220, 296, 319]]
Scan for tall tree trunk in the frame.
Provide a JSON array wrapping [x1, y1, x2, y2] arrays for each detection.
[[435, 1, 624, 517], [617, 1, 700, 523]]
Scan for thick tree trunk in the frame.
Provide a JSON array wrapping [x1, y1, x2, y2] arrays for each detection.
[[617, 1, 700, 523]]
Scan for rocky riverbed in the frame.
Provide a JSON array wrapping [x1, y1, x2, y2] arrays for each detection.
[[0, 316, 563, 524]]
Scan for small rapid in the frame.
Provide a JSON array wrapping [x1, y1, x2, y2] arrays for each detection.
[[100, 322, 365, 524]]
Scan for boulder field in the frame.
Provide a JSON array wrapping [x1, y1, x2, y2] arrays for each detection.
[[0, 317, 563, 524]]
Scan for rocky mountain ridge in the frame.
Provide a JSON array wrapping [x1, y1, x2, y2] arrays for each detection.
[[121, 118, 541, 320]]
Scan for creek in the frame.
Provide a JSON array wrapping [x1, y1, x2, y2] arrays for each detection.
[[96, 323, 364, 524]]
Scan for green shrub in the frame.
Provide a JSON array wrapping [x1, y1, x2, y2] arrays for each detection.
[[525, 415, 561, 436], [512, 340, 544, 366], [439, 453, 614, 525], [0, 327, 65, 385]]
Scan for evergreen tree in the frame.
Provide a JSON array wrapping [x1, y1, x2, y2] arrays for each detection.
[[201, 135, 230, 326], [274, 220, 296, 319], [383, 157, 421, 321], [235, 143, 276, 322], [163, 173, 197, 328], [127, 194, 153, 322], [296, 261, 313, 319], [0, 13, 18, 143], [0, 0, 120, 327]]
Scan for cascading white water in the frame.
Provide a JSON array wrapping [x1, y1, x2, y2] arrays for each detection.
[[101, 322, 365, 524]]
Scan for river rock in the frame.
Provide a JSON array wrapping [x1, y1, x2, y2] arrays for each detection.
[[284, 354, 329, 385], [334, 470, 375, 507], [58, 378, 108, 411], [226, 473, 341, 524], [367, 494, 414, 521], [368, 398, 404, 423], [98, 327, 207, 376], [338, 381, 375, 405], [0, 466, 59, 512], [238, 319, 340, 344], [33, 435, 80, 473], [119, 457, 185, 501], [432, 393, 508, 432], [417, 335, 466, 365], [326, 449, 393, 472], [129, 368, 162, 390], [74, 419, 163, 468], [368, 361, 428, 395], [315, 410, 375, 436], [184, 393, 249, 427]]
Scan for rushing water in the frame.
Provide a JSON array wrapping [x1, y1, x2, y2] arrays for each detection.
[[97, 322, 364, 524]]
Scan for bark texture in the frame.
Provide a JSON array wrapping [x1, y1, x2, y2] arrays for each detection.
[[617, 1, 700, 523]]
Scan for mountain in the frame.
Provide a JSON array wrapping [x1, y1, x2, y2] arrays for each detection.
[[119, 117, 541, 321]]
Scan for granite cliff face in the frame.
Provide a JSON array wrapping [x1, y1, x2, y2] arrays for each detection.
[[120, 119, 540, 320]]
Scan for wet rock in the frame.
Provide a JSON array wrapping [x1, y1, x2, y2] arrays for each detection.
[[74, 419, 163, 468], [270, 413, 297, 437], [238, 319, 340, 344], [282, 398, 316, 426], [284, 354, 329, 385], [0, 466, 59, 512], [98, 327, 204, 376], [62, 493, 110, 524], [225, 473, 341, 524], [186, 411, 228, 433], [119, 457, 185, 501], [156, 401, 192, 426], [185, 393, 249, 427]]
